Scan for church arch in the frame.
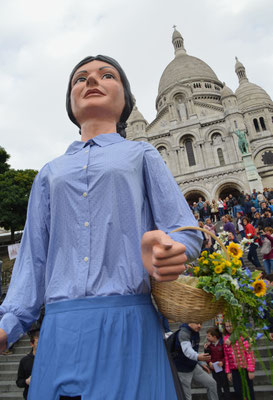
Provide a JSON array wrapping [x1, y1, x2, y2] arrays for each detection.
[[205, 126, 227, 142], [183, 186, 209, 204], [213, 179, 245, 201]]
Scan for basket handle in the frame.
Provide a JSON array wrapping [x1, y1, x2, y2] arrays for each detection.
[[170, 226, 230, 261]]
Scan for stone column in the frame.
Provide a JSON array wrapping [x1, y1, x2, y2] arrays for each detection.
[[242, 153, 264, 192]]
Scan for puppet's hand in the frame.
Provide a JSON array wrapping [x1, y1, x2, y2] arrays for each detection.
[[141, 230, 186, 282]]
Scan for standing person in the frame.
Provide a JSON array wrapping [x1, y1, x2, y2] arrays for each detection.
[[204, 218, 217, 251], [204, 327, 230, 400], [232, 200, 243, 219], [16, 329, 40, 399], [257, 228, 273, 274], [236, 212, 245, 238], [244, 195, 254, 220], [197, 197, 205, 221], [176, 323, 219, 400], [242, 217, 262, 270], [0, 55, 202, 400], [211, 200, 219, 222], [217, 199, 225, 218], [222, 215, 237, 240], [223, 322, 256, 400]]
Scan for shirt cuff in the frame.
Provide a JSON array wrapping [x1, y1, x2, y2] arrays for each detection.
[[0, 313, 25, 348]]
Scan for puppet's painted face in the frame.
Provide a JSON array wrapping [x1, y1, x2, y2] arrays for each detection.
[[70, 60, 125, 127]]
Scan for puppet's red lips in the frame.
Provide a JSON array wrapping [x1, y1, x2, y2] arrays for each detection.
[[84, 89, 105, 97]]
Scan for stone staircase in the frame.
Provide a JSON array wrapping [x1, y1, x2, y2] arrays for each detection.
[[170, 320, 273, 400], [0, 335, 30, 399]]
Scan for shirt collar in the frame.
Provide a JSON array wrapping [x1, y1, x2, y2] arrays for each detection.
[[65, 133, 125, 155]]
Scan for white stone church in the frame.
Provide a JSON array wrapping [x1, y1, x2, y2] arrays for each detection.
[[126, 28, 273, 203]]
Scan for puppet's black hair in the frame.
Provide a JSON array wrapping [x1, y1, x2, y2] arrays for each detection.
[[66, 55, 134, 138]]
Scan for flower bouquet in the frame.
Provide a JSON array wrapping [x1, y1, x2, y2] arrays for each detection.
[[151, 226, 270, 344]]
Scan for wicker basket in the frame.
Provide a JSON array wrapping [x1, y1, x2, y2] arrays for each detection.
[[151, 226, 228, 323]]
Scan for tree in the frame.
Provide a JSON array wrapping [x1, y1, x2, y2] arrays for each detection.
[[0, 169, 38, 242], [0, 146, 10, 174]]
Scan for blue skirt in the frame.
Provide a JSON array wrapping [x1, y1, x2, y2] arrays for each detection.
[[28, 294, 177, 400]]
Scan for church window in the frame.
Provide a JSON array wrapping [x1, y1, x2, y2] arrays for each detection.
[[217, 148, 225, 166], [259, 117, 266, 131], [253, 118, 260, 132], [261, 150, 273, 165], [185, 139, 196, 166], [157, 146, 167, 154]]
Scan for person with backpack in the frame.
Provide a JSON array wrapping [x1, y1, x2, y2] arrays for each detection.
[[170, 322, 218, 400]]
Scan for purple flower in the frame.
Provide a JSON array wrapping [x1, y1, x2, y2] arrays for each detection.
[[256, 332, 264, 340], [244, 267, 252, 278]]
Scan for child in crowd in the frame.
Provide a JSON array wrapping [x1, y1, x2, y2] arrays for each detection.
[[204, 327, 230, 400], [223, 321, 256, 400]]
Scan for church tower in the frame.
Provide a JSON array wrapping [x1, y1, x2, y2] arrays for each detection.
[[127, 28, 273, 201]]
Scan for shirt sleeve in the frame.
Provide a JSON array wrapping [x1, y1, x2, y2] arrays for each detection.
[[142, 142, 203, 260], [178, 328, 198, 361], [0, 166, 50, 348]]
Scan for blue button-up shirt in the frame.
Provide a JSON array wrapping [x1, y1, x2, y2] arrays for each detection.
[[0, 133, 202, 346]]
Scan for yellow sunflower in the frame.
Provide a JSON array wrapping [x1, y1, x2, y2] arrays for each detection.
[[226, 242, 243, 259], [209, 254, 215, 260], [194, 266, 200, 275], [232, 267, 237, 275], [225, 261, 232, 268], [214, 265, 223, 274], [252, 279, 267, 297], [232, 257, 242, 268], [201, 251, 208, 257], [198, 256, 205, 262], [203, 260, 209, 265]]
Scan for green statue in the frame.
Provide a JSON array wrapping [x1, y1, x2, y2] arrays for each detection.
[[234, 129, 249, 154]]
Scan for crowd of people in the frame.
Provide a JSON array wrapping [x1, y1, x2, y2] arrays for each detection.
[[188, 188, 273, 275]]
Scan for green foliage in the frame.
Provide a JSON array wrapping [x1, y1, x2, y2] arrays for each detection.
[[0, 146, 10, 174], [0, 168, 38, 241], [194, 248, 269, 346]]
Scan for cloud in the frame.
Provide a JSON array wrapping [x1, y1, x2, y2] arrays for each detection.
[[0, 0, 273, 170]]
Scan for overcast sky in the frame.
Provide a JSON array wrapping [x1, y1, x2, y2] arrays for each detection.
[[1, 0, 273, 170]]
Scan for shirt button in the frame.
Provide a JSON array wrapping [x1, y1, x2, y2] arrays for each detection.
[[83, 192, 87, 197], [84, 257, 89, 262], [84, 222, 89, 227], [83, 165, 87, 169]]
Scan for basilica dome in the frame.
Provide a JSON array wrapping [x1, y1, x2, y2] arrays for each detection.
[[235, 57, 273, 111], [158, 53, 219, 95], [158, 28, 220, 96]]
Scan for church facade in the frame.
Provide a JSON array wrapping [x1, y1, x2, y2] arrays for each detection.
[[126, 28, 273, 203]]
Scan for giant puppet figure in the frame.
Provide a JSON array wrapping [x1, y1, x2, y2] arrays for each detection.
[[0, 55, 202, 399]]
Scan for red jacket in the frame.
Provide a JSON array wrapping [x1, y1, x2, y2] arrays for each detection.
[[223, 334, 255, 373], [244, 223, 257, 241]]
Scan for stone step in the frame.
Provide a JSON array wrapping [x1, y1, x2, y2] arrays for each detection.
[[0, 382, 21, 393], [0, 373, 17, 382], [0, 364, 19, 372], [191, 369, 272, 388], [192, 385, 273, 400], [0, 392, 23, 400]]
